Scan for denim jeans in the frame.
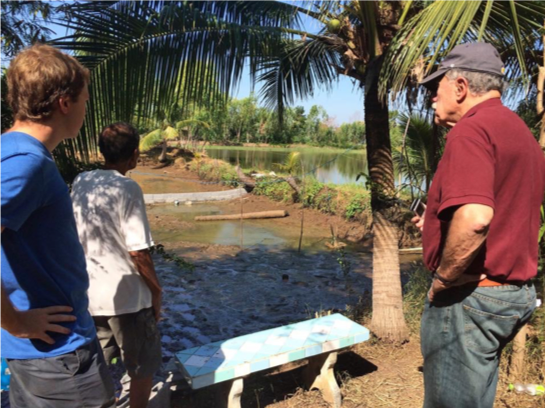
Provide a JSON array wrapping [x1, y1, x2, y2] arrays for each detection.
[[421, 283, 536, 408]]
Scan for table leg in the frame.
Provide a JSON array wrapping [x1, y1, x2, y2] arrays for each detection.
[[303, 352, 341, 408], [216, 378, 244, 408]]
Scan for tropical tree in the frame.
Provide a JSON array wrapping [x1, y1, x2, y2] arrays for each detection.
[[226, 96, 259, 144], [335, 121, 365, 148], [274, 151, 302, 175], [1, 1, 56, 58], [54, 0, 545, 342], [140, 119, 210, 161]]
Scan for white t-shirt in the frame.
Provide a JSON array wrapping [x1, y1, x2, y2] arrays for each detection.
[[71, 170, 154, 316]]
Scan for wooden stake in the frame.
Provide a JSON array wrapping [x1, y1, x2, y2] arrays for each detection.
[[510, 324, 528, 382]]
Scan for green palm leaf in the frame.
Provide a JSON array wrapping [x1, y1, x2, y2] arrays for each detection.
[[139, 128, 163, 152], [380, 0, 545, 100]]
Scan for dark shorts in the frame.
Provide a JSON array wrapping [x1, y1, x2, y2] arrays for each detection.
[[93, 307, 162, 379], [7, 338, 115, 408]]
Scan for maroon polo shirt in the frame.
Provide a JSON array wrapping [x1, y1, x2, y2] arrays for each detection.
[[423, 98, 545, 282]]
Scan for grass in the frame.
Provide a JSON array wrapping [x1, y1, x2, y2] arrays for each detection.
[[402, 263, 432, 334], [188, 158, 239, 186]]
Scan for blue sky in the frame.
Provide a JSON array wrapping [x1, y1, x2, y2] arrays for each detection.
[[232, 72, 365, 125]]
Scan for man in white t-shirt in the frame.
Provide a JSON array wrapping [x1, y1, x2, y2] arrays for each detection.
[[72, 122, 162, 408]]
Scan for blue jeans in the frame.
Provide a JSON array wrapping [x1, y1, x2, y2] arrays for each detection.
[[421, 283, 536, 408]]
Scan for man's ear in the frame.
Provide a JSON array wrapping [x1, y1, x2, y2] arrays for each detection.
[[57, 96, 71, 115], [130, 148, 140, 165], [455, 77, 469, 102]]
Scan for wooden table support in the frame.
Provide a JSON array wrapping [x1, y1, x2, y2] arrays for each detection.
[[216, 377, 244, 408], [303, 352, 341, 408]]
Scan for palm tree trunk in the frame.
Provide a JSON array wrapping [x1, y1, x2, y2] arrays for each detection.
[[364, 70, 409, 343], [158, 139, 167, 163]]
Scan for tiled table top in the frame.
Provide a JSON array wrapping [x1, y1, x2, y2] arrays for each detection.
[[175, 313, 370, 389]]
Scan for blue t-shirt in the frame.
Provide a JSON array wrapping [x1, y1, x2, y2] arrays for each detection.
[[1, 132, 95, 359]]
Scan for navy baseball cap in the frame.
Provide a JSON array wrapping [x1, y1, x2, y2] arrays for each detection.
[[420, 42, 505, 89]]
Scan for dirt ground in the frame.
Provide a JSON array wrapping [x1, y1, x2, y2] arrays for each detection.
[[170, 340, 423, 408], [136, 161, 544, 408], [170, 335, 544, 408]]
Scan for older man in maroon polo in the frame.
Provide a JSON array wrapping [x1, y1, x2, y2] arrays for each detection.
[[412, 42, 545, 408]]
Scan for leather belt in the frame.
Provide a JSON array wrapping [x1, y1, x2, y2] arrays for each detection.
[[477, 278, 527, 287]]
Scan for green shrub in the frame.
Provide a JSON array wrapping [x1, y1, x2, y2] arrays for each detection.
[[254, 177, 294, 202], [314, 187, 338, 215], [344, 192, 370, 219], [189, 159, 238, 186], [301, 177, 323, 206]]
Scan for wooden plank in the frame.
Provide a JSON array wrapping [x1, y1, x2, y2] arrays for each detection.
[[195, 210, 288, 221]]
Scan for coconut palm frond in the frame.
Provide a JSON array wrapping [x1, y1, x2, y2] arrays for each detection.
[[51, 0, 303, 160], [393, 113, 442, 193], [163, 126, 178, 141], [139, 129, 163, 152], [257, 37, 340, 121], [380, 0, 545, 100], [274, 151, 302, 174]]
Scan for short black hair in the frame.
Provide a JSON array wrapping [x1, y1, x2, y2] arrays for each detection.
[[99, 122, 139, 164]]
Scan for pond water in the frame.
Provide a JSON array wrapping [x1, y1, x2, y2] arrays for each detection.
[[148, 203, 333, 252], [205, 146, 368, 186]]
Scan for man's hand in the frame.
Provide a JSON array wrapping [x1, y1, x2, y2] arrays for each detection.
[[427, 273, 487, 302], [130, 248, 162, 322], [4, 306, 76, 345], [152, 291, 162, 321], [411, 214, 425, 231]]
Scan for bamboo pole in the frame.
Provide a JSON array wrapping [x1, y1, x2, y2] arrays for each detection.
[[195, 211, 288, 221]]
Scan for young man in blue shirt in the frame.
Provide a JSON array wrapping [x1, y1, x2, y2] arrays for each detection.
[[1, 44, 115, 407]]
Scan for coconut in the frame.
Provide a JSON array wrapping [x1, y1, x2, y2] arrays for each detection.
[[327, 19, 341, 33]]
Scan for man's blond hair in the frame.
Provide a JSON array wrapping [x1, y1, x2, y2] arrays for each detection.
[[7, 44, 90, 122]]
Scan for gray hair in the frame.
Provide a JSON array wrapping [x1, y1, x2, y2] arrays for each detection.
[[445, 69, 507, 95]]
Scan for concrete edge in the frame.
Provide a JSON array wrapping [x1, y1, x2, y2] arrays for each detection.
[[144, 188, 248, 204]]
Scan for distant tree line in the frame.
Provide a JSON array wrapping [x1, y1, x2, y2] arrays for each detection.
[[138, 94, 366, 148]]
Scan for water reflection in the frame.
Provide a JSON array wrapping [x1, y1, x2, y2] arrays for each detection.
[[205, 147, 368, 185]]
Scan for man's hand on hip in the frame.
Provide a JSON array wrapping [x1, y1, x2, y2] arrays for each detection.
[[428, 273, 487, 302], [4, 306, 76, 345]]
